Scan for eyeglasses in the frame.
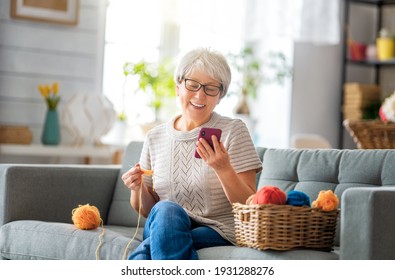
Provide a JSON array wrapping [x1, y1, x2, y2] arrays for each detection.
[[183, 78, 222, 97]]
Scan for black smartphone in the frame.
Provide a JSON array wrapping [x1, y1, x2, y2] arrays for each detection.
[[194, 127, 222, 158]]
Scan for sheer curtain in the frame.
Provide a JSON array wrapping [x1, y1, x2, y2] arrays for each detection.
[[245, 0, 340, 148], [298, 0, 340, 45], [247, 0, 340, 45], [102, 0, 247, 126]]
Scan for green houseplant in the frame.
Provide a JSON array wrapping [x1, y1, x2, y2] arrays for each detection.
[[228, 47, 292, 115], [123, 59, 176, 122]]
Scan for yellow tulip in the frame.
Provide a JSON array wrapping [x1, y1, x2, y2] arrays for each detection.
[[38, 85, 45, 95], [45, 85, 51, 94], [37, 82, 60, 109], [52, 82, 59, 94], [38, 85, 49, 97]]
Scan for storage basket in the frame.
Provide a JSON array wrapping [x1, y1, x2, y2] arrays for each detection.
[[0, 125, 32, 144], [232, 203, 339, 251], [343, 119, 395, 149]]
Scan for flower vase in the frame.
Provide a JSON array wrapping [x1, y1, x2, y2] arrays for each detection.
[[41, 109, 60, 145]]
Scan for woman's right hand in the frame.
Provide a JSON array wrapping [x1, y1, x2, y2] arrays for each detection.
[[122, 163, 143, 191]]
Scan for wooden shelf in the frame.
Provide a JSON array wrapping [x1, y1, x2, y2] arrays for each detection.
[[340, 0, 395, 148], [347, 58, 395, 66], [350, 0, 395, 5], [0, 144, 122, 164]]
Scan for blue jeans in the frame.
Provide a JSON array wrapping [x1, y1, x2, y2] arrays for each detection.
[[128, 201, 231, 260]]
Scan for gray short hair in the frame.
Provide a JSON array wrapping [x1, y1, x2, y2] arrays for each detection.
[[174, 47, 231, 99]]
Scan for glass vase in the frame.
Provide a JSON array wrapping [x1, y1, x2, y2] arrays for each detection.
[[41, 109, 60, 145]]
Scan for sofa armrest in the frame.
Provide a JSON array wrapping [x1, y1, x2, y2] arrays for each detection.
[[340, 186, 395, 259], [0, 164, 120, 226]]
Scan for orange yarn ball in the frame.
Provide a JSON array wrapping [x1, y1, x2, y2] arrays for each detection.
[[72, 204, 102, 230], [312, 190, 339, 212]]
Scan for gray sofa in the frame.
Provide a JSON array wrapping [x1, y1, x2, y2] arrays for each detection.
[[1, 141, 395, 260]]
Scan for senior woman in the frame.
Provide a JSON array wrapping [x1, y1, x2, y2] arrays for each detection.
[[122, 47, 262, 260]]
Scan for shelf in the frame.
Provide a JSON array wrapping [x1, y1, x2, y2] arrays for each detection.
[[347, 58, 395, 66], [340, 0, 395, 148], [0, 144, 123, 164], [349, 0, 395, 5]]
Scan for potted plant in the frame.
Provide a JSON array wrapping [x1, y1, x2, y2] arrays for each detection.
[[228, 46, 293, 115], [123, 59, 176, 122]]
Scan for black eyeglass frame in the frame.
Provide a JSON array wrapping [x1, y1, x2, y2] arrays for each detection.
[[183, 78, 223, 97]]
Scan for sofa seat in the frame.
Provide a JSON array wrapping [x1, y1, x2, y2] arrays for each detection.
[[0, 220, 143, 260], [0, 219, 339, 260]]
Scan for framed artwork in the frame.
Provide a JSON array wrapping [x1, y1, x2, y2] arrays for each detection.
[[10, 0, 79, 25]]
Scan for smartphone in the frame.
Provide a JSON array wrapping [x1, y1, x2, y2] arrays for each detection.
[[194, 127, 222, 158]]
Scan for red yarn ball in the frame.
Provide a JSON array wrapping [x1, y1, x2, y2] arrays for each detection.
[[252, 186, 286, 205]]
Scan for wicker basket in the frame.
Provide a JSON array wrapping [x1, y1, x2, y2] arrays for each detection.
[[343, 119, 395, 149], [0, 125, 33, 144], [232, 203, 339, 251]]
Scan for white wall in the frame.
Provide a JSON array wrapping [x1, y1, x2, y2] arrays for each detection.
[[0, 0, 107, 145], [291, 42, 342, 148]]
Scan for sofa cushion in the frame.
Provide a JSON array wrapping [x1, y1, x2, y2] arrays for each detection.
[[0, 165, 118, 226], [0, 220, 143, 260], [259, 148, 395, 199], [107, 142, 146, 227]]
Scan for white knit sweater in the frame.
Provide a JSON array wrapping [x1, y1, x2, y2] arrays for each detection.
[[139, 112, 262, 244]]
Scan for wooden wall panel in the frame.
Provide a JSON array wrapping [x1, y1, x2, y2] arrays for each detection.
[[0, 0, 107, 147], [0, 22, 97, 54], [0, 101, 45, 125], [0, 47, 96, 79], [0, 74, 96, 99]]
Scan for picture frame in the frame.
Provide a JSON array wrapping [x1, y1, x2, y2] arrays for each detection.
[[10, 0, 79, 25]]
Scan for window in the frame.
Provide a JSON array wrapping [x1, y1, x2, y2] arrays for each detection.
[[102, 0, 313, 148], [102, 0, 246, 124]]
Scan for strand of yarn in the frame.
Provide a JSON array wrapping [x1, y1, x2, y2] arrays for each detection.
[[122, 178, 143, 260], [141, 167, 155, 191], [121, 169, 155, 259], [73, 168, 155, 260], [95, 219, 105, 260]]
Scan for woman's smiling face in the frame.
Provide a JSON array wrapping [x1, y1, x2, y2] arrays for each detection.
[[176, 69, 221, 129]]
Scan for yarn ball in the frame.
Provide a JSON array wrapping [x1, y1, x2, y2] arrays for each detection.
[[379, 91, 395, 123], [252, 186, 286, 205], [72, 204, 102, 230], [286, 190, 311, 207], [312, 190, 339, 212]]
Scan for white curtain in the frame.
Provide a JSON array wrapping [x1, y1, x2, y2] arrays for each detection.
[[298, 0, 340, 44], [247, 0, 340, 45]]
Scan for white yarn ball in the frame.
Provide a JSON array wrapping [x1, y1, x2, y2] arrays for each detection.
[[380, 92, 395, 123]]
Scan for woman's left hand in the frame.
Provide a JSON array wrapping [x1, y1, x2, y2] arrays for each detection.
[[196, 136, 231, 171]]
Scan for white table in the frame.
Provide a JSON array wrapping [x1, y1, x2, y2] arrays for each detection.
[[0, 144, 122, 164]]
